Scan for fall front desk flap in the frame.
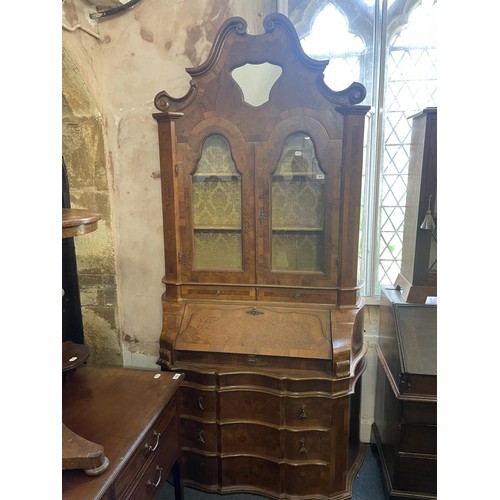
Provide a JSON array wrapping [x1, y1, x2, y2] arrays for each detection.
[[174, 302, 333, 369], [394, 303, 437, 377]]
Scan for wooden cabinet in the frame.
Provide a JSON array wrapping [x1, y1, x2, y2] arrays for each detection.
[[62, 366, 185, 500], [372, 288, 437, 499], [152, 13, 370, 499]]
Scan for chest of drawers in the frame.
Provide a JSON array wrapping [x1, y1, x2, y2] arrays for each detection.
[[164, 301, 366, 499], [176, 362, 366, 499]]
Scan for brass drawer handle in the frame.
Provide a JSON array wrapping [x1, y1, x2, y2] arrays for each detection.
[[198, 429, 205, 444], [144, 431, 161, 453], [147, 465, 163, 488], [298, 438, 307, 455], [298, 405, 308, 420], [299, 471, 305, 478], [197, 395, 204, 410], [293, 293, 302, 299]]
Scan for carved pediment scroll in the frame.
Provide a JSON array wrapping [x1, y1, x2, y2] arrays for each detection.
[[154, 13, 366, 116]]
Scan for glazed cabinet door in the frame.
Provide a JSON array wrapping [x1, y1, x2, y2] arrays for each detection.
[[177, 120, 256, 284], [255, 116, 343, 288]]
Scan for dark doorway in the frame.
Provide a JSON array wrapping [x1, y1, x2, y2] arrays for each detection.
[[62, 158, 84, 344]]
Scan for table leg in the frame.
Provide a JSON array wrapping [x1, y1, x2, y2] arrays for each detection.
[[172, 460, 184, 500]]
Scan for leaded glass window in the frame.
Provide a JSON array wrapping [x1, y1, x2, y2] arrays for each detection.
[[379, 0, 437, 292], [291, 0, 437, 298]]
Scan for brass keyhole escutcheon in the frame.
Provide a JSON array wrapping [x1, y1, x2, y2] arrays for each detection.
[[298, 404, 308, 420], [247, 307, 263, 316], [298, 438, 307, 455]]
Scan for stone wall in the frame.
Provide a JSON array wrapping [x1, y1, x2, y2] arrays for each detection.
[[62, 0, 280, 367]]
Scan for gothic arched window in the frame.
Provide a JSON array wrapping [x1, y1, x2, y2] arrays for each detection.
[[288, 0, 437, 298]]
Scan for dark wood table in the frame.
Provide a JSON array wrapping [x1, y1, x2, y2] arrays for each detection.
[[62, 365, 185, 500]]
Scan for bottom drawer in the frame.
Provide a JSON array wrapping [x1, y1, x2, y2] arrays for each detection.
[[395, 454, 437, 494], [222, 456, 280, 492], [284, 463, 332, 497], [182, 451, 219, 489]]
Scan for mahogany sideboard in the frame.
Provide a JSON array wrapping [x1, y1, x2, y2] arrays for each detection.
[[62, 366, 185, 500]]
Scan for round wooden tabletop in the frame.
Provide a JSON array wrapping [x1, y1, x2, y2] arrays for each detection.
[[62, 208, 101, 238]]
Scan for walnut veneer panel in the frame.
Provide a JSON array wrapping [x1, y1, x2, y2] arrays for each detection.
[[176, 302, 331, 361], [220, 390, 282, 425], [284, 396, 333, 429], [284, 429, 332, 461], [221, 423, 282, 458], [257, 287, 338, 304]]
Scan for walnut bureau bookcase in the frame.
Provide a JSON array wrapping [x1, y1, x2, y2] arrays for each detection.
[[152, 14, 371, 499]]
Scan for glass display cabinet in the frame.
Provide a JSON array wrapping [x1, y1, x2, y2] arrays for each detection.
[[152, 13, 371, 499], [192, 133, 243, 270]]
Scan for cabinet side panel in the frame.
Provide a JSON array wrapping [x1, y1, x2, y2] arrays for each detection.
[[336, 109, 370, 306], [155, 116, 182, 283]]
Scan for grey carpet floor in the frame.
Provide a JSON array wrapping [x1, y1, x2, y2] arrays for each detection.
[[159, 444, 385, 499]]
